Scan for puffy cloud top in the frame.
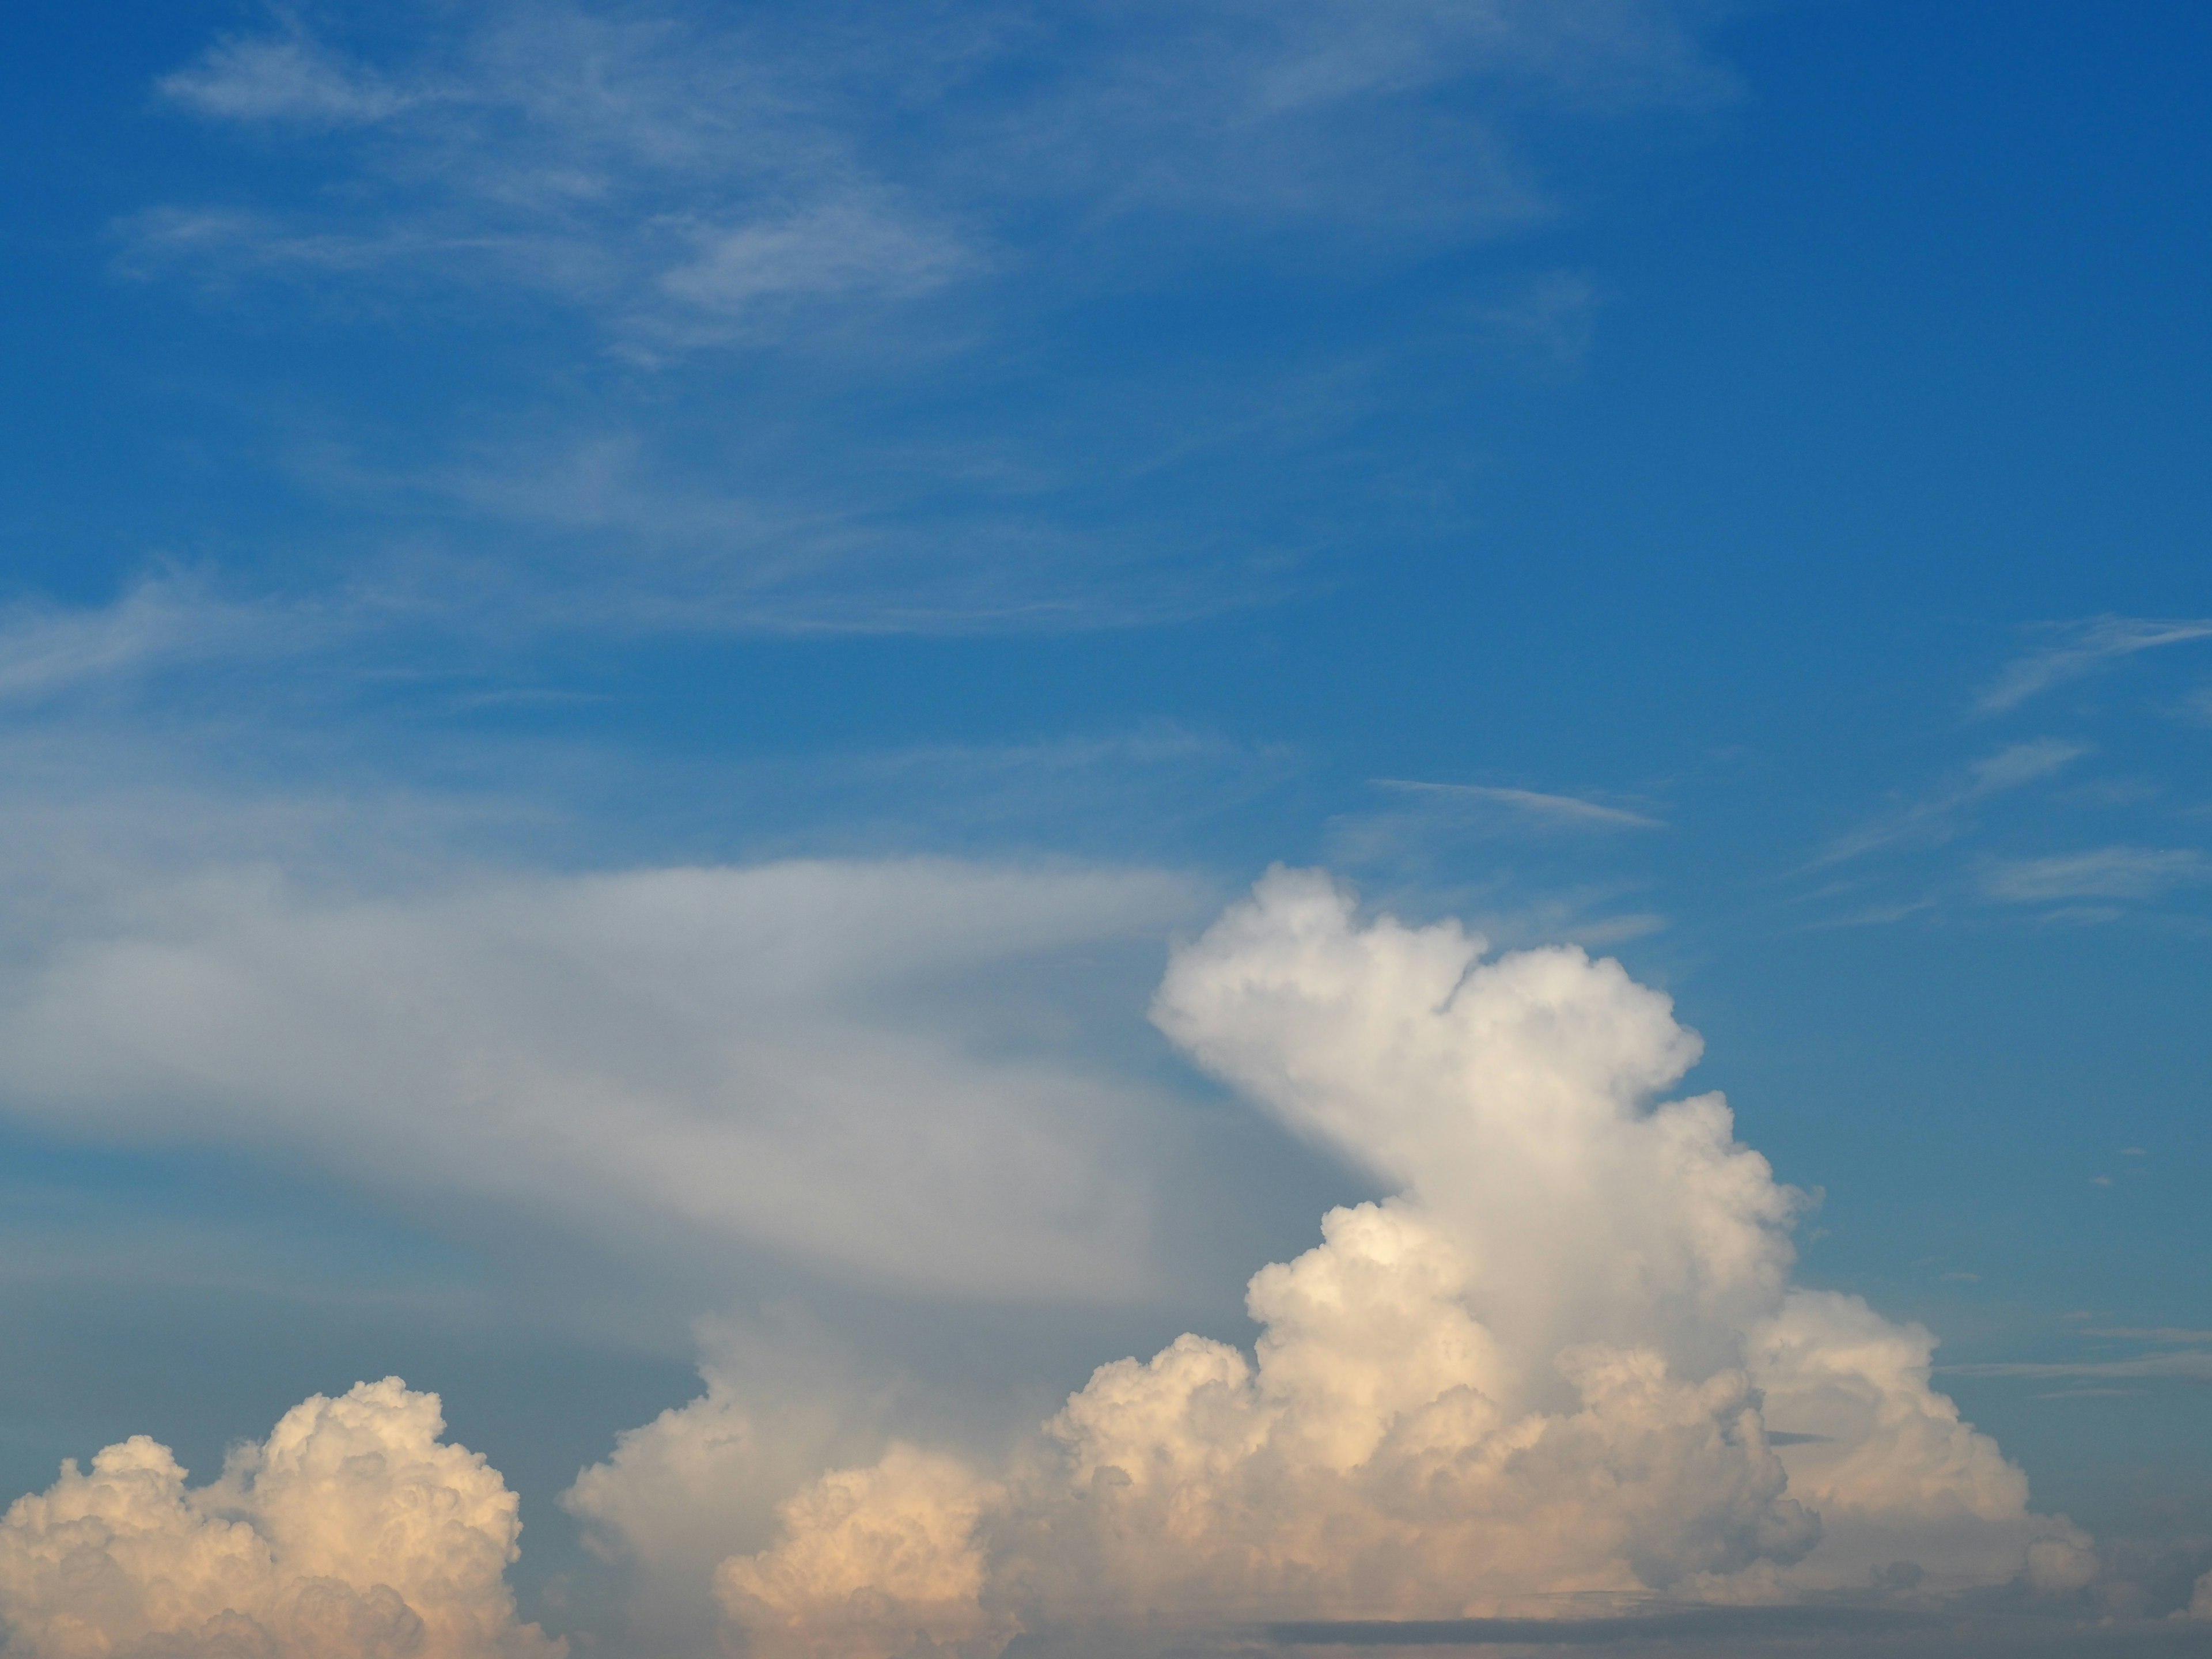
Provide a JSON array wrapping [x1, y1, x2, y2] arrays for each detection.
[[685, 870, 2088, 1653], [0, 1379, 560, 1659]]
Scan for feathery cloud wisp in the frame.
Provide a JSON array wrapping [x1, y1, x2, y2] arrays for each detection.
[[1977, 616, 2212, 715], [1373, 778, 1665, 830], [1978, 846, 2209, 905], [1804, 738, 2086, 870]]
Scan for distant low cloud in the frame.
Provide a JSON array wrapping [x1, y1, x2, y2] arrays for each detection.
[[1977, 616, 2212, 715], [1942, 1352, 2212, 1383], [0, 1379, 555, 1658]]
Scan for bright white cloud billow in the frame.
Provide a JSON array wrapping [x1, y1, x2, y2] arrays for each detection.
[[0, 1380, 556, 1659], [569, 870, 2087, 1655], [0, 859, 1203, 1300]]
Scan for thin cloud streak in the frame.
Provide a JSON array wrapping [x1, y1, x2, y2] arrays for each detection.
[[1977, 616, 2212, 714], [1801, 738, 2087, 871], [1978, 846, 2210, 905], [1374, 779, 1665, 829], [1940, 1353, 2212, 1382], [0, 574, 327, 705]]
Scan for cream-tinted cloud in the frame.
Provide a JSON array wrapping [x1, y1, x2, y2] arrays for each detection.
[[0, 1379, 556, 1659], [0, 859, 1204, 1300], [718, 1448, 1007, 1659], [631, 870, 2088, 1653]]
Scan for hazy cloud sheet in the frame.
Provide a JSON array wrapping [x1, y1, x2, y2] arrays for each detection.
[[135, 1, 1736, 345], [0, 858, 1206, 1299]]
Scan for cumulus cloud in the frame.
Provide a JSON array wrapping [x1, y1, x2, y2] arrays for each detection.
[[0, 859, 1204, 1300], [160, 30, 414, 126], [0, 1379, 556, 1658], [601, 870, 2084, 1654]]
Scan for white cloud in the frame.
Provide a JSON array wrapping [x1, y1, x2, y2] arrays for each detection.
[[0, 1378, 556, 1658], [0, 858, 1206, 1300], [596, 870, 2083, 1653], [1978, 846, 2210, 904], [1977, 616, 2212, 714]]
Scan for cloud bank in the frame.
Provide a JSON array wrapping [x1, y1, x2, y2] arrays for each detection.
[[0, 1380, 556, 1659], [0, 859, 1202, 1300], [573, 870, 2088, 1656]]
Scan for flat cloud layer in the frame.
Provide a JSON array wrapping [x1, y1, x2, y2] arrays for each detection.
[[0, 1380, 557, 1658], [0, 859, 1202, 1299], [608, 870, 2092, 1654]]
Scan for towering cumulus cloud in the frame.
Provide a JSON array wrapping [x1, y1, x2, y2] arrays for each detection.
[[700, 869, 2086, 1654], [0, 1379, 560, 1659]]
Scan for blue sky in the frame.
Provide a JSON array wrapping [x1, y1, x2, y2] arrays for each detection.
[[1, 2, 2209, 1654]]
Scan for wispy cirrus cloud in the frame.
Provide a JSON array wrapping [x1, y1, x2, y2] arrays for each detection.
[[1371, 778, 1664, 830], [1977, 616, 2212, 715], [107, 1, 1746, 639], [0, 573, 327, 706], [159, 26, 416, 125], [1803, 738, 2087, 870], [1978, 846, 2210, 905], [132, 1, 1734, 350], [1942, 1351, 2212, 1382]]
